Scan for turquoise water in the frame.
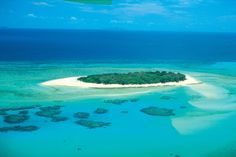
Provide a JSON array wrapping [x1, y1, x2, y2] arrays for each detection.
[[1, 61, 236, 157]]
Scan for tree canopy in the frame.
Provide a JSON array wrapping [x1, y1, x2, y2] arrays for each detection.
[[78, 71, 186, 85]]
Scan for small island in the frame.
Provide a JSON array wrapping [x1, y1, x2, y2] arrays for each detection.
[[78, 71, 186, 85], [41, 71, 199, 88]]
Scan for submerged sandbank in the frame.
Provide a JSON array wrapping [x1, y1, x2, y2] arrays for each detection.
[[187, 83, 229, 99], [41, 75, 200, 89], [171, 112, 234, 135]]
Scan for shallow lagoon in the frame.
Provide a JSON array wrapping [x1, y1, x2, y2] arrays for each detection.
[[1, 61, 236, 157]]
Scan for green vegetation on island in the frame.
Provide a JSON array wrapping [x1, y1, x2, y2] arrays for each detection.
[[78, 71, 186, 85]]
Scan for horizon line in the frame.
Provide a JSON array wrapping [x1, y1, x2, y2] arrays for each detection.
[[0, 27, 236, 34]]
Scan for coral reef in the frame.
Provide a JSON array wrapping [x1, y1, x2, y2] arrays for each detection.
[[51, 116, 68, 122], [75, 120, 110, 129], [74, 112, 90, 119], [130, 98, 139, 102], [36, 106, 62, 118], [19, 110, 29, 115], [35, 105, 68, 122], [104, 99, 128, 105], [94, 108, 108, 114], [0, 110, 7, 115], [120, 111, 128, 114], [4, 114, 29, 124], [0, 125, 39, 132], [0, 105, 41, 112], [140, 106, 175, 116], [105, 98, 139, 105], [160, 96, 174, 100]]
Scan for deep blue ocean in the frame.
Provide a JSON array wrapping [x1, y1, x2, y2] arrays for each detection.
[[0, 29, 236, 61]]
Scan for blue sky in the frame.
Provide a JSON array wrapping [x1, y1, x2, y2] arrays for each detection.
[[0, 0, 236, 32]]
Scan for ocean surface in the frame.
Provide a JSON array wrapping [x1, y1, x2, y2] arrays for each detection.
[[0, 29, 236, 61], [0, 29, 236, 157]]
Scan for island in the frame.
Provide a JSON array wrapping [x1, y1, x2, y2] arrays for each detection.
[[41, 71, 200, 88], [78, 71, 186, 85]]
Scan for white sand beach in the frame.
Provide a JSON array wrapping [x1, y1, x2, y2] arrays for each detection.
[[41, 75, 200, 89]]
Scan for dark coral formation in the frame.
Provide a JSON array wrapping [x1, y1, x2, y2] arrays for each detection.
[[104, 98, 139, 105], [4, 114, 29, 124], [0, 105, 41, 112], [0, 125, 39, 132], [19, 110, 29, 115], [51, 116, 68, 122], [94, 108, 108, 114], [104, 99, 128, 105], [140, 106, 175, 116], [74, 112, 90, 119], [36, 106, 62, 118], [35, 105, 68, 122], [160, 96, 174, 100], [75, 120, 110, 129], [179, 106, 187, 109], [0, 110, 7, 115], [0, 105, 41, 117], [40, 105, 61, 111], [130, 98, 139, 102], [170, 153, 181, 157], [120, 111, 128, 114]]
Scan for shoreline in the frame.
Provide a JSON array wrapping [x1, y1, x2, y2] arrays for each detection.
[[41, 75, 200, 89]]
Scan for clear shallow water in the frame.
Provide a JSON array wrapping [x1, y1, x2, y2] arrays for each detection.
[[1, 61, 236, 157]]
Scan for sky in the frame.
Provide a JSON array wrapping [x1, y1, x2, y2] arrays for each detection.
[[0, 0, 236, 32]]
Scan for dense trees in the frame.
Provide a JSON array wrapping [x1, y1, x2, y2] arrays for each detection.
[[78, 71, 186, 85]]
